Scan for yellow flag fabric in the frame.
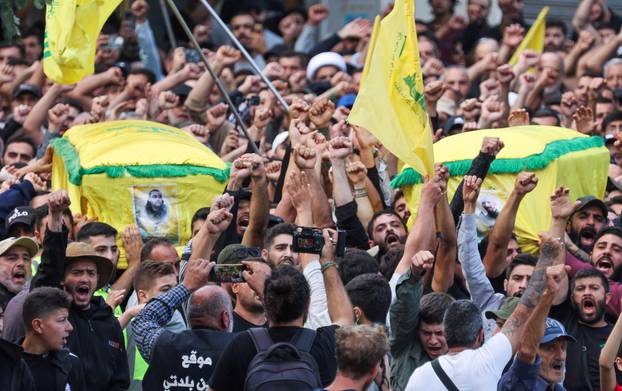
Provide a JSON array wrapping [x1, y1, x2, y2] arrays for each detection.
[[51, 120, 229, 268], [348, 0, 434, 176], [509, 7, 549, 66], [44, 0, 122, 84], [391, 126, 608, 253]]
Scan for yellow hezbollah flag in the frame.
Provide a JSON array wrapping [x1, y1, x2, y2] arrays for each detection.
[[51, 120, 229, 268], [509, 7, 549, 66], [348, 0, 434, 176], [391, 126, 608, 253], [43, 0, 122, 84]]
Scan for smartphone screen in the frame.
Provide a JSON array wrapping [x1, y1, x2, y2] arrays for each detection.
[[213, 264, 246, 283]]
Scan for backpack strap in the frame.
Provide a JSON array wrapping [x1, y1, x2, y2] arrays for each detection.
[[248, 328, 274, 353], [290, 328, 316, 353], [431, 359, 459, 391]]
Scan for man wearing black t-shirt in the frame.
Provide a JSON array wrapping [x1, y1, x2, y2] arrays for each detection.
[[551, 268, 612, 391], [21, 287, 86, 391], [216, 244, 269, 332], [210, 232, 354, 391]]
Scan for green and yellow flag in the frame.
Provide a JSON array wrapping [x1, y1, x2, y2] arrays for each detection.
[[509, 7, 549, 65], [51, 120, 229, 268], [348, 0, 434, 176], [44, 0, 122, 84]]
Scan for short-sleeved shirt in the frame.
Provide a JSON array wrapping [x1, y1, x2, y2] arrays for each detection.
[[405, 333, 512, 390], [209, 325, 338, 391]]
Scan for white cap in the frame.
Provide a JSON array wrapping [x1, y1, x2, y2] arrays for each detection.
[[271, 131, 290, 154], [306, 52, 347, 81]]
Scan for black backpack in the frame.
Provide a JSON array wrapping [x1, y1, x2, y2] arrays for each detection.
[[244, 327, 322, 391]]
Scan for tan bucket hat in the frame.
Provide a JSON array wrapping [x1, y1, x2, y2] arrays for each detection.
[[65, 242, 114, 290]]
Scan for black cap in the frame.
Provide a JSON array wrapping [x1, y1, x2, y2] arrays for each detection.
[[575, 196, 608, 218], [171, 83, 192, 100], [5, 206, 36, 232], [443, 116, 464, 136], [12, 83, 42, 99]]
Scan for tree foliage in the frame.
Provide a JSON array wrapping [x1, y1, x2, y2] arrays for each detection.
[[0, 0, 45, 44]]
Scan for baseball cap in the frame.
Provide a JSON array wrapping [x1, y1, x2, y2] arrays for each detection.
[[65, 242, 114, 290], [541, 318, 576, 344], [443, 116, 465, 136], [0, 236, 38, 258], [217, 244, 262, 264], [12, 83, 42, 99], [484, 296, 519, 320], [5, 206, 36, 232], [575, 196, 608, 218], [171, 83, 192, 100], [337, 94, 356, 109]]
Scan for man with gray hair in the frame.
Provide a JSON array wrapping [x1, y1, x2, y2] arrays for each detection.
[[132, 258, 235, 390], [604, 58, 622, 90]]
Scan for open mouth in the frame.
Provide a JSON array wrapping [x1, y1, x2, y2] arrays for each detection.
[[12, 270, 26, 283], [595, 256, 613, 271], [427, 346, 442, 356], [280, 257, 294, 266], [580, 227, 597, 243], [581, 297, 596, 316], [551, 361, 564, 371], [238, 214, 250, 228], [74, 285, 91, 302], [385, 234, 400, 246]]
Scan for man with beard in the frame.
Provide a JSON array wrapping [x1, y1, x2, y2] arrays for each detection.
[[567, 196, 607, 254], [261, 223, 298, 267], [459, 179, 570, 338], [551, 268, 613, 391], [145, 189, 167, 221], [544, 19, 568, 54], [29, 190, 129, 391], [0, 236, 37, 311], [230, 11, 267, 73], [366, 211, 407, 261], [216, 244, 267, 332]]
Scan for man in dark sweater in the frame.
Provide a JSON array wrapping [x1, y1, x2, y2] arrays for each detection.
[[30, 190, 129, 391]]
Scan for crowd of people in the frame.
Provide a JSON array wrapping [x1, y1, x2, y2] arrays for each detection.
[[2, 0, 622, 390]]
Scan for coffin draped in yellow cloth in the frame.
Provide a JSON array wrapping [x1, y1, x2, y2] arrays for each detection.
[[51, 120, 229, 268], [391, 126, 609, 253]]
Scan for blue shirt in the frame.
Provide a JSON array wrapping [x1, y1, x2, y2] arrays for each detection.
[[498, 355, 566, 391]]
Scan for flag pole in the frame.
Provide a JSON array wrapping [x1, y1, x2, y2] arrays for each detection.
[[196, 0, 289, 113], [158, 0, 177, 49], [164, 0, 260, 154]]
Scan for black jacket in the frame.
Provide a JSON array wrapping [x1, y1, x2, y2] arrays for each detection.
[[0, 338, 36, 391], [31, 227, 130, 391], [23, 348, 87, 391]]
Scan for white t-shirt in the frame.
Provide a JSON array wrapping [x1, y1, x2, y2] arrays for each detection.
[[405, 332, 512, 390]]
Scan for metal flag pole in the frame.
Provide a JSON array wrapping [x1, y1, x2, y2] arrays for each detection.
[[196, 0, 289, 113], [164, 0, 260, 154], [158, 0, 177, 49]]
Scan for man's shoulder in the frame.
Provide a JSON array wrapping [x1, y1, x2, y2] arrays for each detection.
[[159, 329, 236, 346]]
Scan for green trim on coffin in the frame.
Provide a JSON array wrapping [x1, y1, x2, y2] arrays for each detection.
[[390, 136, 605, 188], [50, 137, 229, 186]]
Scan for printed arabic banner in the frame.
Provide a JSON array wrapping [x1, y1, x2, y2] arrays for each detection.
[[391, 126, 609, 253], [51, 120, 229, 268]]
